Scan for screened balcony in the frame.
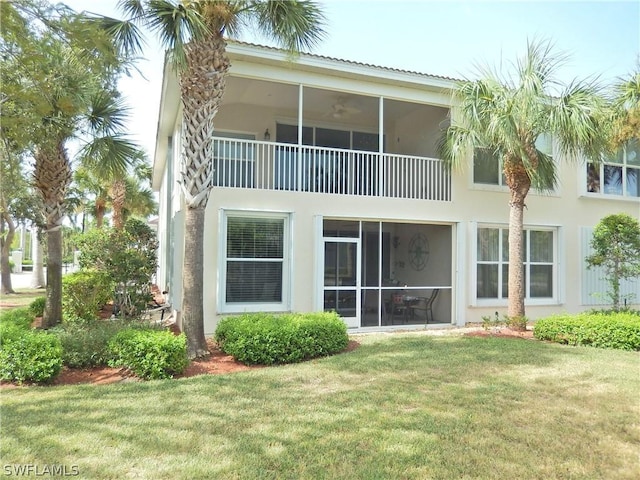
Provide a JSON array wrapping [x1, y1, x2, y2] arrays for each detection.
[[212, 138, 451, 201]]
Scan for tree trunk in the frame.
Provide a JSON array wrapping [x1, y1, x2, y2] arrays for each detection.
[[177, 35, 230, 358], [504, 155, 531, 330], [34, 141, 71, 328], [31, 227, 45, 289], [507, 196, 526, 323], [182, 206, 208, 359], [111, 178, 126, 230], [42, 227, 63, 328], [95, 200, 106, 228], [0, 211, 15, 294]]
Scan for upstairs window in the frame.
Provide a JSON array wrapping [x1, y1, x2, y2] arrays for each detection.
[[473, 148, 504, 186], [587, 139, 640, 198], [473, 135, 553, 190]]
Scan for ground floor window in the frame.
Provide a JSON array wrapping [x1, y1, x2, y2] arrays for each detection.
[[221, 211, 290, 313], [476, 226, 556, 301]]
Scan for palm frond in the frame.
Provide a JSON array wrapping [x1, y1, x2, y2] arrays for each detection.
[[437, 123, 482, 170], [248, 0, 327, 53], [143, 0, 210, 70], [85, 14, 146, 59], [79, 135, 142, 179], [85, 90, 131, 135], [549, 79, 610, 162]]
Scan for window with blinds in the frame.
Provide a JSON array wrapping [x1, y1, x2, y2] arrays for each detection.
[[476, 226, 555, 301], [223, 214, 289, 309]]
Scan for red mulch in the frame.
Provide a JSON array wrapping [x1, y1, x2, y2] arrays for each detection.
[[1, 318, 361, 388]]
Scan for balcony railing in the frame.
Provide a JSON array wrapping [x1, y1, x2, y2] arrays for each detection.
[[212, 138, 451, 201]]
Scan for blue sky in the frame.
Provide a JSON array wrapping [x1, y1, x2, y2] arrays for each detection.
[[64, 0, 639, 157]]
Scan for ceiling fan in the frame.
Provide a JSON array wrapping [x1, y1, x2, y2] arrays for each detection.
[[325, 97, 361, 119]]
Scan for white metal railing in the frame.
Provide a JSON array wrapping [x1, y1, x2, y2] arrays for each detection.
[[212, 138, 451, 201]]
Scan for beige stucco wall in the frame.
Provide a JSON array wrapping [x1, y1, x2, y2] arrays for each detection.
[[155, 45, 640, 335]]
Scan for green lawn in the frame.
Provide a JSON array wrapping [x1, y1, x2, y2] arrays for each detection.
[[0, 288, 45, 309], [1, 333, 638, 479]]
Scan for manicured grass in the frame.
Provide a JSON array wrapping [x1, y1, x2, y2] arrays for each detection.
[[0, 288, 45, 309], [1, 333, 639, 479]]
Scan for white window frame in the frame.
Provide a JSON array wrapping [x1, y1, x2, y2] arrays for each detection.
[[584, 142, 640, 199], [472, 224, 559, 307], [219, 210, 292, 314], [470, 135, 557, 195]]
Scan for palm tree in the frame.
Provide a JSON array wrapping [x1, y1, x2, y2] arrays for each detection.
[[2, 1, 141, 327], [611, 71, 640, 146], [439, 40, 611, 326], [111, 0, 326, 358]]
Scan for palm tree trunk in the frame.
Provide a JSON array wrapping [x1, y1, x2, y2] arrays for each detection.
[[34, 141, 72, 328], [95, 199, 106, 228], [43, 227, 63, 327], [507, 196, 526, 322], [178, 35, 230, 358], [182, 206, 208, 359], [111, 178, 126, 229], [504, 156, 530, 329], [0, 210, 16, 294]]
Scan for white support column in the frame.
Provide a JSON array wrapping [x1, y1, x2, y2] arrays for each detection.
[[378, 96, 384, 195], [297, 84, 304, 192]]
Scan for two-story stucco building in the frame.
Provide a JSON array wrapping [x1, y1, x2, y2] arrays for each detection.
[[152, 42, 640, 335]]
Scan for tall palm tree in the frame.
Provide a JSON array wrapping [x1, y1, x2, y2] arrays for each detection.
[[112, 0, 326, 358], [611, 71, 640, 146], [439, 40, 611, 326], [79, 100, 148, 231], [2, 1, 141, 327]]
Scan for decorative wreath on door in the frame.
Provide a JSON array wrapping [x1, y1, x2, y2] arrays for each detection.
[[408, 233, 429, 271]]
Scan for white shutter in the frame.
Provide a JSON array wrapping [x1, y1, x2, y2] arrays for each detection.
[[581, 227, 640, 306]]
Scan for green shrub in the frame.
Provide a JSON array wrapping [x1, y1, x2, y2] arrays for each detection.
[[29, 297, 46, 317], [77, 219, 158, 318], [108, 329, 188, 380], [533, 311, 640, 350], [0, 307, 34, 331], [215, 311, 349, 365], [62, 270, 113, 324], [51, 320, 126, 369], [0, 308, 35, 345], [0, 331, 63, 384]]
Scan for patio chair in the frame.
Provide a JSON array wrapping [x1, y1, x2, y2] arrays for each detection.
[[410, 289, 439, 324]]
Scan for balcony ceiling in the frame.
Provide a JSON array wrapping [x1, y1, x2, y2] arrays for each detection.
[[222, 77, 434, 120]]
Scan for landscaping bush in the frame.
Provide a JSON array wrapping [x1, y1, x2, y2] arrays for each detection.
[[0, 307, 34, 331], [29, 297, 46, 318], [52, 320, 124, 369], [77, 219, 158, 318], [108, 328, 188, 380], [533, 311, 640, 350], [62, 270, 113, 324], [0, 308, 34, 347], [215, 311, 349, 365], [0, 331, 63, 384]]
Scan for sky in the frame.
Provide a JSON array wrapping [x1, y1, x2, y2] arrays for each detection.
[[62, 0, 640, 159]]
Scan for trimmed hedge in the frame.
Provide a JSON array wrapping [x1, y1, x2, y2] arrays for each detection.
[[0, 308, 35, 346], [533, 311, 640, 351], [215, 312, 349, 365], [29, 297, 46, 317], [108, 329, 188, 380], [0, 331, 63, 384], [62, 270, 113, 324]]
